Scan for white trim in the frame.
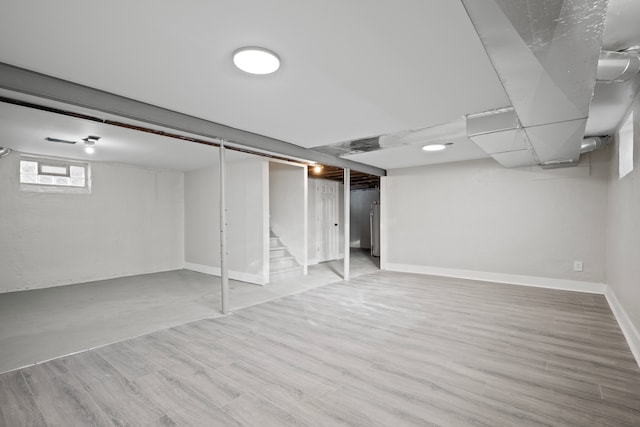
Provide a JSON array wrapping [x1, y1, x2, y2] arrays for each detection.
[[184, 262, 264, 286], [385, 263, 607, 294], [0, 266, 185, 294], [605, 286, 640, 367]]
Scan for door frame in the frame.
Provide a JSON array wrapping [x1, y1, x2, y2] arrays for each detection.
[[315, 179, 340, 263]]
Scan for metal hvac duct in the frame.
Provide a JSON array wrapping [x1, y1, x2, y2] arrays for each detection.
[[540, 136, 608, 169], [597, 51, 640, 83]]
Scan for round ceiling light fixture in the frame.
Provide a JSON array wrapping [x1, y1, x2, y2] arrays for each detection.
[[83, 135, 100, 154], [233, 47, 281, 75], [422, 142, 453, 152], [313, 164, 323, 174]]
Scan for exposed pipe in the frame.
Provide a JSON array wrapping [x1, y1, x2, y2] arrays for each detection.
[[343, 168, 350, 281], [580, 136, 606, 154], [597, 51, 640, 83], [219, 139, 229, 315]]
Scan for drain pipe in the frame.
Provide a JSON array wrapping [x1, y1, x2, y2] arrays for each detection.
[[597, 50, 640, 83]]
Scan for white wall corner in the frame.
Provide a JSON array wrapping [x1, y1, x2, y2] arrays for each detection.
[[184, 262, 265, 286], [605, 286, 640, 367]]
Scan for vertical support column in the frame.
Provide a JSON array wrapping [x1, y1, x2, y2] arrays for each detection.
[[379, 175, 387, 271], [219, 140, 229, 315], [344, 168, 350, 280], [303, 165, 309, 275]]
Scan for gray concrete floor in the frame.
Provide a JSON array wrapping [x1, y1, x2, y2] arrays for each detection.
[[0, 249, 379, 374]]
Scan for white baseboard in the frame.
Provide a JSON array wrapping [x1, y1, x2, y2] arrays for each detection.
[[184, 262, 264, 286], [385, 262, 639, 367], [384, 263, 607, 294], [605, 286, 640, 367]]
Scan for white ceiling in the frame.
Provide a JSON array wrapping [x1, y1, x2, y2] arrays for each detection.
[[0, 90, 258, 171], [0, 0, 509, 149], [0, 0, 638, 172]]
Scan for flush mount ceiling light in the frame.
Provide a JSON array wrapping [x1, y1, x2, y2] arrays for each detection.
[[233, 47, 280, 75], [82, 135, 100, 154], [313, 164, 323, 173], [0, 147, 12, 158], [422, 142, 453, 152]]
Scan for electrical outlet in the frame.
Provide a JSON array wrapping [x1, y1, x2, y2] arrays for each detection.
[[573, 261, 583, 272]]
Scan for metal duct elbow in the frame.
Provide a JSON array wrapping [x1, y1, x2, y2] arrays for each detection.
[[597, 51, 640, 83], [580, 136, 606, 153], [541, 136, 607, 169]]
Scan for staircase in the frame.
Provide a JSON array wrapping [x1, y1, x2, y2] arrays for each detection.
[[270, 229, 302, 281]]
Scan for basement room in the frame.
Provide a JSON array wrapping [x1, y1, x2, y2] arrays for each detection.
[[1, 0, 639, 425]]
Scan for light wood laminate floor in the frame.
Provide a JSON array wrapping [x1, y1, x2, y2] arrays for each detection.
[[1, 271, 639, 426], [0, 249, 379, 374]]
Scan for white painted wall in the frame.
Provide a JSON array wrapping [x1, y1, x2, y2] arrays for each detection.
[[382, 151, 609, 285], [0, 153, 184, 293], [269, 162, 306, 265], [350, 188, 380, 248], [606, 92, 640, 351], [184, 150, 266, 284]]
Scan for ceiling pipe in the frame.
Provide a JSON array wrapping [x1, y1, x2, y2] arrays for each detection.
[[580, 136, 607, 153], [597, 51, 640, 83]]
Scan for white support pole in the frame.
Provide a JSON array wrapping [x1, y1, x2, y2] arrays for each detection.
[[303, 165, 309, 275], [219, 140, 229, 315], [344, 168, 350, 280]]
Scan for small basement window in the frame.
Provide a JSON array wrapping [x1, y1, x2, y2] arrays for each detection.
[[20, 156, 91, 193]]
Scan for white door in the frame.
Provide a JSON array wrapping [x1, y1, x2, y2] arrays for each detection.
[[316, 180, 339, 262]]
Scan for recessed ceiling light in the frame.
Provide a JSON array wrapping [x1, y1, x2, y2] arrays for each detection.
[[233, 47, 280, 75], [422, 143, 449, 152]]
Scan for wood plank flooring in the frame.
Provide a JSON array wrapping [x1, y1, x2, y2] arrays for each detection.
[[1, 271, 639, 426]]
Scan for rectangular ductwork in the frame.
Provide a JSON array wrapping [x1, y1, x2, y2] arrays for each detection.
[[462, 0, 607, 169]]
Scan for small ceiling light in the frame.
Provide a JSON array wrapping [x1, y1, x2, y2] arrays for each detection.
[[82, 135, 100, 154], [422, 143, 453, 152], [233, 47, 280, 75], [313, 165, 323, 173], [0, 147, 12, 158]]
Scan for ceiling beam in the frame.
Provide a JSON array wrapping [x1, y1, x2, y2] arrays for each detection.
[[0, 62, 386, 177]]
